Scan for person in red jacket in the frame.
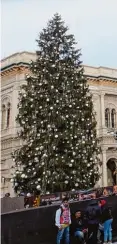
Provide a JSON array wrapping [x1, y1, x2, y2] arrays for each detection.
[[55, 197, 71, 244]]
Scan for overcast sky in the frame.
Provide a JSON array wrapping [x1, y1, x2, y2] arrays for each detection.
[[1, 0, 117, 68]]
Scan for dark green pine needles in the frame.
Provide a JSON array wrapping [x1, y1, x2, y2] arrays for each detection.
[[12, 13, 100, 194]]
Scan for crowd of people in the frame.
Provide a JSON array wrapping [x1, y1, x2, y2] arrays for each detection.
[[55, 197, 113, 244]]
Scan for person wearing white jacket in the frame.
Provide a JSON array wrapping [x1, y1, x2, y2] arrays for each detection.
[[55, 197, 71, 244]]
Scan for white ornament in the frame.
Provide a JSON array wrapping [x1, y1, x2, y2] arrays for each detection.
[[38, 178, 41, 181], [73, 170, 76, 174], [27, 193, 31, 197], [40, 146, 44, 150], [65, 180, 68, 184], [36, 185, 41, 190], [55, 135, 58, 138], [75, 183, 78, 187], [69, 164, 72, 167], [43, 153, 47, 158], [21, 174, 25, 178], [15, 183, 18, 187], [73, 152, 76, 156], [10, 178, 14, 183]]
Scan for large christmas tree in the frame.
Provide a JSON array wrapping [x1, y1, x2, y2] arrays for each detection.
[[12, 13, 100, 194]]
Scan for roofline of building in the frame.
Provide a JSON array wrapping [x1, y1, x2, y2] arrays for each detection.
[[1, 61, 117, 81], [1, 51, 117, 80], [1, 51, 35, 62]]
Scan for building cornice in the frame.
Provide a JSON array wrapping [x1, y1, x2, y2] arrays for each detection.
[[1, 51, 117, 82]]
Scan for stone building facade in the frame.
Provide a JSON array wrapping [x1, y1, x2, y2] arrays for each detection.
[[1, 52, 117, 197]]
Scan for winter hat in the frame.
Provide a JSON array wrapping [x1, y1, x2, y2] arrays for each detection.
[[100, 199, 106, 206]]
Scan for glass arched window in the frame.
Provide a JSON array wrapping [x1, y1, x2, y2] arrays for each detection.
[[6, 103, 11, 128], [111, 109, 116, 128], [1, 105, 6, 129], [105, 108, 110, 128]]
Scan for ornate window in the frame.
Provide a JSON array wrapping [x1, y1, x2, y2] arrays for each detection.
[[1, 105, 6, 129], [111, 109, 116, 128], [105, 108, 110, 128], [6, 102, 11, 128], [1, 98, 11, 129]]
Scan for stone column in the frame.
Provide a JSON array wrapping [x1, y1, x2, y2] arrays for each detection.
[[102, 147, 108, 187], [12, 83, 19, 135], [100, 92, 105, 128], [109, 109, 112, 128]]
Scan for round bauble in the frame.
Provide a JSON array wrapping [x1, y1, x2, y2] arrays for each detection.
[[15, 183, 18, 187], [36, 185, 41, 190], [27, 193, 31, 197], [55, 134, 58, 138], [21, 174, 25, 178], [65, 180, 68, 184], [73, 152, 76, 156], [40, 146, 44, 150]]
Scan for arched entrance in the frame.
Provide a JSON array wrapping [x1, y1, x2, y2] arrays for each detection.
[[107, 158, 117, 186]]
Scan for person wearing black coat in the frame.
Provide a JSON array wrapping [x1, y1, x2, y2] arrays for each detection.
[[86, 200, 101, 244]]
